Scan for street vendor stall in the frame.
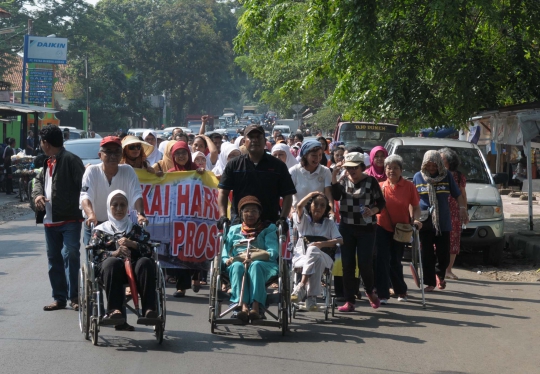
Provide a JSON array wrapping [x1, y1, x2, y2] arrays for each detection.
[[472, 102, 540, 231]]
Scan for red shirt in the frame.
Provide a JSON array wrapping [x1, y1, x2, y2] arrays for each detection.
[[377, 177, 420, 232]]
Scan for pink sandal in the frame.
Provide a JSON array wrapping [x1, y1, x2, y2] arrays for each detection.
[[365, 292, 380, 309]]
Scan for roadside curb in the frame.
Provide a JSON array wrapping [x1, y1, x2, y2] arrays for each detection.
[[508, 232, 540, 264]]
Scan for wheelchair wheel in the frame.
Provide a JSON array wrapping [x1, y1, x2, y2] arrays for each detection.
[[155, 266, 166, 344], [91, 319, 99, 346], [331, 297, 335, 317], [324, 307, 329, 321], [210, 311, 216, 334], [78, 266, 90, 340], [281, 262, 289, 336], [208, 257, 219, 323]]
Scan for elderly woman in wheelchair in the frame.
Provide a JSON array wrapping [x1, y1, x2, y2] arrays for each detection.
[[89, 190, 157, 330], [222, 195, 279, 323], [291, 192, 343, 311]]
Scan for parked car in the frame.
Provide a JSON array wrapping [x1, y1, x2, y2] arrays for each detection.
[[64, 138, 102, 165], [385, 137, 508, 265]]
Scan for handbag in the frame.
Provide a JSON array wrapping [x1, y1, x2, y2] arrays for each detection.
[[382, 185, 414, 243]]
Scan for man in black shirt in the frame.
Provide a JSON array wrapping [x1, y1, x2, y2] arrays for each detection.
[[218, 124, 296, 231]]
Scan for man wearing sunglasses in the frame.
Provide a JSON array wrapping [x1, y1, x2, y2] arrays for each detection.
[[80, 136, 148, 244]]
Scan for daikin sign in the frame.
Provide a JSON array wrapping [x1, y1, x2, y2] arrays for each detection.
[[25, 36, 68, 64]]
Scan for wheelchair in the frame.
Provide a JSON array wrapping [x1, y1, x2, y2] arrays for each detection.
[[208, 223, 291, 336], [78, 224, 167, 345], [290, 236, 338, 321]]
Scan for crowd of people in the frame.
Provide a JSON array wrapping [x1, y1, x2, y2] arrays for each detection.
[[30, 118, 469, 330]]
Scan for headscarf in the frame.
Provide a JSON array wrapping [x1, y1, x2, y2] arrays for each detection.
[[238, 196, 269, 239], [169, 141, 197, 172], [95, 190, 133, 235], [192, 150, 206, 162], [158, 139, 169, 154], [142, 130, 163, 165], [299, 140, 322, 158], [365, 146, 388, 182], [234, 136, 244, 147], [420, 150, 448, 235], [271, 143, 298, 169], [153, 140, 176, 173], [212, 142, 240, 176]]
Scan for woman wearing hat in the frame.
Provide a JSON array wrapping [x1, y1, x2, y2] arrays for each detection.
[[120, 135, 156, 174], [222, 195, 279, 322], [331, 152, 385, 312]]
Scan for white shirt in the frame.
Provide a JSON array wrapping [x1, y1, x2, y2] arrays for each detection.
[[293, 211, 342, 252], [43, 161, 60, 225], [289, 164, 332, 207], [79, 164, 143, 222]]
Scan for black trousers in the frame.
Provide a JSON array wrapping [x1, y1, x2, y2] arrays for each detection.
[[100, 257, 156, 314], [168, 268, 200, 290], [375, 226, 407, 299], [419, 230, 450, 287], [5, 172, 13, 194]]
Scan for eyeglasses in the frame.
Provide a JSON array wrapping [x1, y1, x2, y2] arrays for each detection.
[[345, 165, 360, 170], [128, 144, 141, 151]]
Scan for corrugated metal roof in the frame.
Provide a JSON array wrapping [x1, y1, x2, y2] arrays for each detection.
[[0, 102, 58, 114]]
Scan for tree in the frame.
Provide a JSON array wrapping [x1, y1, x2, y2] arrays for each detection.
[[236, 0, 540, 129]]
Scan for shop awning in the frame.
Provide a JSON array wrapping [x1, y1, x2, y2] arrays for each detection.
[[0, 103, 58, 116]]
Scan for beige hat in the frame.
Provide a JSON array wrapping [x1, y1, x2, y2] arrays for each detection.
[[342, 152, 364, 167], [121, 135, 154, 157]]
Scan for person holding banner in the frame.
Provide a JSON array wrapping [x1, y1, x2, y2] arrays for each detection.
[[217, 124, 296, 231], [223, 196, 279, 321], [120, 135, 156, 174], [142, 130, 163, 166], [153, 140, 176, 177], [80, 136, 148, 245], [90, 190, 157, 330], [167, 141, 205, 296]]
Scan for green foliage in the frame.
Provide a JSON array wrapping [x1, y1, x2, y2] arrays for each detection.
[[236, 0, 540, 130]]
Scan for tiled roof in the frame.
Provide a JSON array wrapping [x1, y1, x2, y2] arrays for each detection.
[[1, 55, 66, 92]]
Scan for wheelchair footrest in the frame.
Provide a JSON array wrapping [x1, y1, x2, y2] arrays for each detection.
[[136, 317, 163, 326], [100, 317, 126, 326]]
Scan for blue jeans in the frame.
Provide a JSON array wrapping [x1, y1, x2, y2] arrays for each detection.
[[375, 226, 407, 299], [44, 221, 82, 303], [339, 223, 376, 303]]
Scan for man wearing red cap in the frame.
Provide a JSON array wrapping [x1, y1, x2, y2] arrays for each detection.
[[80, 136, 148, 244]]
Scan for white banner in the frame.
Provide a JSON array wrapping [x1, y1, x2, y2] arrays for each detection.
[[26, 36, 68, 64]]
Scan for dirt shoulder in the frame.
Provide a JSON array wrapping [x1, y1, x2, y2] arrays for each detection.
[[0, 200, 33, 225]]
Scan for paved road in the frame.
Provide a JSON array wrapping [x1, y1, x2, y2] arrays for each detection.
[[1, 213, 540, 374]]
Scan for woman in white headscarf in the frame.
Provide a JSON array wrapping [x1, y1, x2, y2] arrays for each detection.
[[90, 190, 157, 331], [142, 130, 163, 166], [234, 136, 245, 147], [212, 142, 241, 178], [271, 143, 299, 169]]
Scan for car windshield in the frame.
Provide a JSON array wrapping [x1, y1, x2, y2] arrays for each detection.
[[64, 142, 99, 160], [394, 145, 491, 184]]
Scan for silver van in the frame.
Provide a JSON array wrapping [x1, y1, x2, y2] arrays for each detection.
[[385, 137, 508, 265]]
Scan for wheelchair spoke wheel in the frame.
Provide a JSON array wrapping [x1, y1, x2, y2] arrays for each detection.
[[155, 323, 164, 344], [78, 266, 91, 340], [91, 319, 99, 346]]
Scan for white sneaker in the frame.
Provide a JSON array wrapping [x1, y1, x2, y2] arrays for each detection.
[[305, 296, 318, 311], [397, 295, 408, 302], [380, 298, 388, 305], [290, 283, 306, 302]]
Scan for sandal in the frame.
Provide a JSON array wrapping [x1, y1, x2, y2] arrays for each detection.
[[43, 301, 66, 311], [446, 272, 458, 280], [167, 277, 176, 285], [438, 279, 447, 290], [249, 310, 262, 321], [424, 285, 435, 292], [192, 282, 201, 293], [70, 300, 79, 311], [115, 322, 135, 331]]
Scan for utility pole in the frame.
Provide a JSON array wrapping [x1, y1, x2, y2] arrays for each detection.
[[85, 57, 91, 131], [20, 19, 32, 152]]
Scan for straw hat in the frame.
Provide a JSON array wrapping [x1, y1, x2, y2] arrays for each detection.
[[121, 135, 154, 156]]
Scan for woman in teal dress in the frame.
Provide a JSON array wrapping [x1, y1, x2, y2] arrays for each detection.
[[222, 196, 279, 322]]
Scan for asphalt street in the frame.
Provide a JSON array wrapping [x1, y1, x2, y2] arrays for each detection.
[[1, 213, 539, 374]]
